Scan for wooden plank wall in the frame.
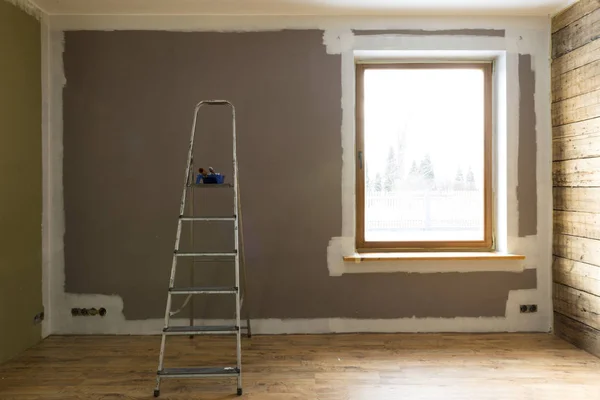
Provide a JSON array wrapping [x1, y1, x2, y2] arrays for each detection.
[[552, 0, 600, 359]]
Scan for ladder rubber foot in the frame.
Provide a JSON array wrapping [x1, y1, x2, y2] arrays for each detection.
[[237, 388, 243, 396], [153, 389, 160, 397]]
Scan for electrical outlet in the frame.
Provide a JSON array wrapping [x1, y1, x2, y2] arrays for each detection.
[[72, 307, 107, 317], [520, 304, 538, 313], [528, 304, 538, 313], [520, 305, 528, 313], [33, 311, 44, 325]]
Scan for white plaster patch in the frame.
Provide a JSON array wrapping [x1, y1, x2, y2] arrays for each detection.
[[327, 237, 354, 276], [327, 238, 526, 276], [505, 288, 550, 332], [62, 315, 550, 335], [322, 29, 354, 54], [56, 274, 548, 334], [59, 293, 125, 334], [352, 34, 506, 52], [323, 21, 552, 333], [532, 21, 553, 332]]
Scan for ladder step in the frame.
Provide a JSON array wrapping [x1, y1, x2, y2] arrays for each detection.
[[170, 287, 237, 294], [164, 325, 238, 335], [179, 216, 236, 221], [175, 251, 236, 257], [158, 367, 240, 378], [189, 183, 234, 189]]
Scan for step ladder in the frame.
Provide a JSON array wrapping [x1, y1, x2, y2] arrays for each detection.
[[154, 100, 250, 398]]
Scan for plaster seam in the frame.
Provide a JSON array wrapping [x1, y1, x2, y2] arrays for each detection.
[[56, 288, 549, 334]]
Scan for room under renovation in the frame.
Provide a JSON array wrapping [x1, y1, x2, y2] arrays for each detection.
[[1, 0, 600, 398]]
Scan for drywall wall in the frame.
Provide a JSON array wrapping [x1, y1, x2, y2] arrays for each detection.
[[0, 0, 42, 362], [552, 0, 600, 358], [44, 15, 552, 334]]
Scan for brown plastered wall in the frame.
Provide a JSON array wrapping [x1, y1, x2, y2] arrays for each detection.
[[63, 30, 536, 320], [0, 0, 42, 363], [517, 54, 538, 237]]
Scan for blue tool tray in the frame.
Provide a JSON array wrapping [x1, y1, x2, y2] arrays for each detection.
[[196, 174, 225, 184]]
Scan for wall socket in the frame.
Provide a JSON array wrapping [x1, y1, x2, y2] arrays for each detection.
[[71, 307, 107, 317], [33, 311, 44, 325], [520, 304, 538, 313]]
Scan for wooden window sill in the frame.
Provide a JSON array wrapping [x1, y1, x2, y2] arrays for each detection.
[[344, 252, 525, 263]]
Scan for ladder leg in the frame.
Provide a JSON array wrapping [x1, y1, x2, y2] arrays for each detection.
[[154, 330, 166, 396], [155, 292, 172, 396], [233, 113, 243, 395], [237, 177, 251, 338], [155, 218, 184, 396], [235, 230, 242, 394], [189, 186, 195, 339]]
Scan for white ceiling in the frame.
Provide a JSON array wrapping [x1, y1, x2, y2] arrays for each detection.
[[30, 0, 575, 16]]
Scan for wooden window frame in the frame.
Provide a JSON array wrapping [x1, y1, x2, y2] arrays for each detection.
[[355, 62, 493, 252]]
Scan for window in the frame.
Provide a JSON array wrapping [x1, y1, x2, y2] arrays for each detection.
[[355, 62, 493, 251]]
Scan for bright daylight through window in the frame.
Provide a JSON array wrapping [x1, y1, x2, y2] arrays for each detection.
[[356, 63, 492, 250]]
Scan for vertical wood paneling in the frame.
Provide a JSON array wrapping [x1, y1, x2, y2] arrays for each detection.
[[553, 0, 600, 359]]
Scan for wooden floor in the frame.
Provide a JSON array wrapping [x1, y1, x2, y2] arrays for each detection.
[[1, 333, 599, 399]]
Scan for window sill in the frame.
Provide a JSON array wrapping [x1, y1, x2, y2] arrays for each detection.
[[344, 252, 525, 262], [326, 238, 527, 275]]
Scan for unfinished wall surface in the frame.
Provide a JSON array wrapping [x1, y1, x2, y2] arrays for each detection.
[[552, 0, 600, 358], [52, 16, 552, 334], [62, 29, 537, 323], [0, 0, 42, 362]]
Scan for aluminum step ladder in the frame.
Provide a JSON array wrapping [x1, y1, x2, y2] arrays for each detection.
[[154, 100, 251, 398]]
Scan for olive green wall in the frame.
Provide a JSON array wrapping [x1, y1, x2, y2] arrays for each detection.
[[0, 0, 42, 363]]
